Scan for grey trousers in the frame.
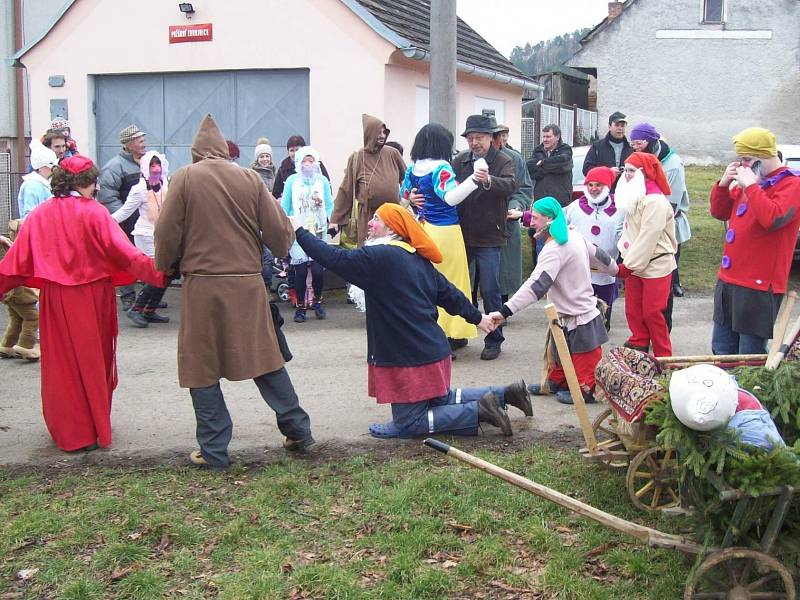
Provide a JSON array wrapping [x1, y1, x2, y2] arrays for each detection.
[[189, 367, 312, 467]]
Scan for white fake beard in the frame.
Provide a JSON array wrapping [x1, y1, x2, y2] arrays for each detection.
[[613, 169, 646, 216], [586, 187, 610, 207]]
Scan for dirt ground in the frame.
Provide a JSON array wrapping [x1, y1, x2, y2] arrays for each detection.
[[0, 289, 717, 468]]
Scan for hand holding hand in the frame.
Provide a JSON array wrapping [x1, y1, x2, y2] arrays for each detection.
[[473, 167, 490, 183], [733, 165, 758, 189], [720, 161, 740, 187], [478, 313, 497, 334], [616, 264, 633, 279], [288, 215, 301, 230], [408, 188, 425, 208], [488, 311, 506, 326]]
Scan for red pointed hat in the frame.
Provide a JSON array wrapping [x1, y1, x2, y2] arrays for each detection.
[[584, 166, 615, 188], [625, 152, 671, 196]]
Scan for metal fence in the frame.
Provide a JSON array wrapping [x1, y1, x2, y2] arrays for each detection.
[[534, 102, 598, 149], [521, 117, 537, 163], [0, 153, 22, 234]]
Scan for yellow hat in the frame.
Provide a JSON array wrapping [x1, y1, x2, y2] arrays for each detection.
[[732, 127, 777, 158]]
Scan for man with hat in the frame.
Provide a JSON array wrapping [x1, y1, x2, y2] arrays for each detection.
[[18, 141, 58, 217], [709, 127, 800, 355], [155, 115, 315, 468], [615, 152, 677, 357], [582, 111, 633, 185], [491, 197, 619, 404], [290, 202, 533, 438], [98, 124, 149, 310], [452, 114, 517, 360], [629, 122, 691, 302], [564, 165, 624, 329]]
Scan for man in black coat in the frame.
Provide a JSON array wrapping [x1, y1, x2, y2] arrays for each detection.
[[526, 123, 574, 207], [452, 114, 517, 361], [582, 111, 633, 184]]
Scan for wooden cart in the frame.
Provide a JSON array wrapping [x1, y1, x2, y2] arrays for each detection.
[[425, 438, 798, 599], [539, 295, 800, 514]]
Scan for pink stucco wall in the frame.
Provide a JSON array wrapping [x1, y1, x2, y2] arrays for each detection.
[[20, 0, 524, 189]]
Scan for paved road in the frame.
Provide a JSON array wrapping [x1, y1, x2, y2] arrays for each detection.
[[0, 290, 718, 467]]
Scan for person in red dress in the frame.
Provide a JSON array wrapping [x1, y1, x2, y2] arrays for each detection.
[[0, 155, 166, 451]]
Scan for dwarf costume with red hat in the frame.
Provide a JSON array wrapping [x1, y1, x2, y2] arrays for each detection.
[[615, 152, 677, 356], [293, 202, 533, 438], [564, 166, 624, 328], [0, 155, 166, 451]]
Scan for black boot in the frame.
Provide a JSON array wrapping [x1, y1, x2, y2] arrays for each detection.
[[504, 380, 533, 416], [142, 310, 170, 323], [478, 392, 512, 436]]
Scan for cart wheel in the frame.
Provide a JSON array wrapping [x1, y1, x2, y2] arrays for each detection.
[[684, 547, 795, 599], [626, 446, 680, 512], [277, 283, 290, 303], [590, 408, 628, 469]]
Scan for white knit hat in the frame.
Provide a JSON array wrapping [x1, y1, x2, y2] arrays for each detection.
[[254, 143, 272, 160], [30, 141, 58, 170]]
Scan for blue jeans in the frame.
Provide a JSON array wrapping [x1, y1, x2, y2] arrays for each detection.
[[390, 385, 508, 437], [711, 321, 767, 355], [466, 246, 504, 347], [189, 367, 312, 467]]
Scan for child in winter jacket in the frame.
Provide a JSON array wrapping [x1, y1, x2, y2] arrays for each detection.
[[280, 146, 333, 322], [0, 220, 40, 360]]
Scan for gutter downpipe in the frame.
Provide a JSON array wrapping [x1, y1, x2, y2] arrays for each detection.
[[402, 47, 544, 102], [14, 0, 26, 174]]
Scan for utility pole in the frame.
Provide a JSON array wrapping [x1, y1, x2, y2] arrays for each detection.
[[429, 0, 457, 141]]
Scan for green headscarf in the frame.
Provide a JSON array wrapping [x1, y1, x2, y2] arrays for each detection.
[[532, 196, 568, 245]]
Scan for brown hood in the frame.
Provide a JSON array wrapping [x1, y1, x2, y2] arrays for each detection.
[[191, 114, 229, 164], [362, 113, 386, 153]]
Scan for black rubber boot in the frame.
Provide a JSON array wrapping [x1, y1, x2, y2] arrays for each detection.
[[478, 392, 512, 436]]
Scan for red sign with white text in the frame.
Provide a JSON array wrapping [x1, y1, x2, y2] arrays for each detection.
[[169, 23, 213, 44]]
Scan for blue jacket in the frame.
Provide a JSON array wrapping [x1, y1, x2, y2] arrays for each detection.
[[295, 227, 481, 366]]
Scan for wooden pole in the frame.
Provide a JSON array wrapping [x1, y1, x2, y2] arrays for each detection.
[[544, 303, 597, 452], [424, 439, 702, 555], [766, 313, 800, 370], [656, 354, 767, 365], [767, 290, 796, 364]]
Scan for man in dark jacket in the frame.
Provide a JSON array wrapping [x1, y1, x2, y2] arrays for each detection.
[[452, 115, 517, 360], [527, 123, 573, 207], [582, 111, 633, 183]]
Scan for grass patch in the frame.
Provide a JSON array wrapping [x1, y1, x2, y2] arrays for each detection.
[[1, 445, 691, 599]]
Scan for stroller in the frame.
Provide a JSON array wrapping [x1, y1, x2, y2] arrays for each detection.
[[269, 256, 291, 303]]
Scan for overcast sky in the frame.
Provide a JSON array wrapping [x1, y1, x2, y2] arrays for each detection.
[[455, 0, 610, 57]]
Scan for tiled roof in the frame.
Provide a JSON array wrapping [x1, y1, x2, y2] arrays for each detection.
[[353, 0, 531, 82]]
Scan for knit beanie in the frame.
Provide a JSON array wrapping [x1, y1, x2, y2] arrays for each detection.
[[532, 197, 568, 245], [630, 122, 660, 143], [254, 143, 273, 160], [732, 127, 777, 158], [584, 166, 615, 188], [29, 141, 58, 170]]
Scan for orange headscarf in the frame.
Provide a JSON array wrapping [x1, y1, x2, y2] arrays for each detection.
[[625, 152, 671, 196], [375, 203, 443, 264]]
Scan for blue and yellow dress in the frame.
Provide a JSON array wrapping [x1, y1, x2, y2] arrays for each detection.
[[401, 159, 477, 340]]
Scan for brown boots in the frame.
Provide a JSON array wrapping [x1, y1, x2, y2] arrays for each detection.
[[478, 392, 513, 436]]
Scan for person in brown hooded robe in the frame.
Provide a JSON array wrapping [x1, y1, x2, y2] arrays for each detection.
[[155, 114, 314, 468], [330, 114, 406, 247]]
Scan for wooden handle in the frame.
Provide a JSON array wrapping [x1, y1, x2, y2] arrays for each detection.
[[428, 442, 702, 555], [766, 312, 800, 370], [657, 354, 767, 365], [544, 303, 598, 453], [767, 291, 796, 364]]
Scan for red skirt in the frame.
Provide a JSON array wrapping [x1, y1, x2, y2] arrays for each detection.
[[368, 357, 451, 404], [39, 278, 118, 450]]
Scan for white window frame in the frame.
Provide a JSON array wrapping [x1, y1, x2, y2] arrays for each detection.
[[702, 0, 726, 24]]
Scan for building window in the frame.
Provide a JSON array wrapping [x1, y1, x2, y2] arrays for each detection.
[[703, 0, 725, 23]]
